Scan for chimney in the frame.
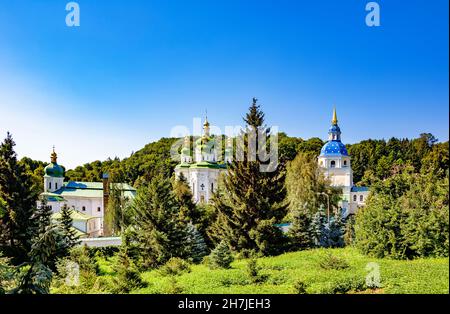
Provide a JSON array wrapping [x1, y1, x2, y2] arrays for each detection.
[[102, 173, 110, 236]]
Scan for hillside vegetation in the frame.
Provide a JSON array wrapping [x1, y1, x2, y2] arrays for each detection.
[[86, 247, 448, 294]]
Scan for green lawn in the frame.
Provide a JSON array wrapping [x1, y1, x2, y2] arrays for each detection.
[[96, 247, 449, 294]]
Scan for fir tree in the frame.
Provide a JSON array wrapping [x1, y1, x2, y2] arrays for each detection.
[[112, 246, 145, 293], [288, 209, 312, 250], [322, 210, 345, 248], [130, 174, 188, 268], [185, 222, 208, 263], [309, 205, 327, 247], [173, 173, 197, 223], [58, 204, 80, 255], [207, 240, 233, 269], [209, 98, 288, 256], [13, 201, 65, 294], [0, 132, 38, 264]]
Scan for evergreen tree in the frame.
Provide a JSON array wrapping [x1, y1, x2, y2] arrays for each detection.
[[130, 174, 188, 268], [309, 206, 327, 247], [322, 210, 345, 248], [207, 240, 233, 269], [173, 173, 197, 223], [13, 201, 65, 294], [0, 132, 38, 264], [209, 98, 288, 256], [112, 246, 145, 293], [57, 204, 80, 255], [185, 222, 208, 263], [288, 209, 312, 250]]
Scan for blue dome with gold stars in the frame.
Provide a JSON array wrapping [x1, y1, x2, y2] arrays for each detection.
[[320, 140, 348, 157]]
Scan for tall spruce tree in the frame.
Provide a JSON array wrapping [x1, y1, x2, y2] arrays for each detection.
[[130, 174, 188, 268], [58, 204, 80, 255], [209, 98, 288, 256], [13, 201, 65, 294], [288, 209, 312, 250], [0, 132, 38, 264], [185, 222, 208, 263]]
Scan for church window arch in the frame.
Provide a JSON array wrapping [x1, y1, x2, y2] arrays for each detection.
[[353, 195, 357, 202], [330, 160, 336, 168], [49, 182, 52, 190], [360, 195, 364, 202]]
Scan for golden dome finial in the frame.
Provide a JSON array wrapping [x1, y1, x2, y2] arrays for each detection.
[[51, 145, 57, 163], [203, 109, 210, 136], [331, 106, 338, 125]]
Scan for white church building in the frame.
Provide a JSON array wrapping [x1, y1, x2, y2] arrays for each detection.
[[174, 117, 229, 204], [318, 108, 369, 216], [40, 149, 136, 237]]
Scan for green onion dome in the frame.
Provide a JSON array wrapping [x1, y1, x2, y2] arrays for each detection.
[[44, 149, 64, 177]]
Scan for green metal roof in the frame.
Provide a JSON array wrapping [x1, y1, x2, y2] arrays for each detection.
[[186, 161, 227, 169], [52, 210, 94, 221], [50, 181, 136, 199]]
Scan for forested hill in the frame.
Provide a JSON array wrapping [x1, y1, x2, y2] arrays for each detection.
[[19, 133, 449, 192]]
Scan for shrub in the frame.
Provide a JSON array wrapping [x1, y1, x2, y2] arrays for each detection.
[[320, 276, 366, 294], [166, 276, 183, 294], [159, 257, 191, 276], [293, 280, 308, 294], [207, 241, 234, 269], [319, 253, 350, 270], [111, 247, 146, 293], [246, 257, 266, 284]]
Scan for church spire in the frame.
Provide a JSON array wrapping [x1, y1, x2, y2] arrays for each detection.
[[203, 110, 210, 137], [331, 107, 338, 125], [51, 146, 57, 163]]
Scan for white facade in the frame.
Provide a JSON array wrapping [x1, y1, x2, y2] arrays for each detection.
[[174, 118, 227, 204]]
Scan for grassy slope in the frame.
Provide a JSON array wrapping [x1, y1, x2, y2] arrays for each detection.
[[97, 247, 449, 294]]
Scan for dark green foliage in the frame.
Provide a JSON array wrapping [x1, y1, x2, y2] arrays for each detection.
[[355, 166, 449, 259], [293, 280, 308, 294], [0, 132, 39, 264], [288, 210, 312, 250], [159, 257, 191, 276], [104, 177, 132, 236], [0, 253, 16, 294], [207, 241, 234, 269], [57, 204, 80, 256], [65, 138, 179, 187], [129, 174, 189, 268], [309, 207, 345, 248], [13, 201, 69, 294], [186, 222, 208, 263], [319, 253, 350, 270], [173, 173, 196, 223], [52, 246, 101, 294], [343, 215, 356, 246], [320, 276, 366, 294], [111, 247, 145, 293], [209, 99, 288, 256], [246, 257, 266, 284]]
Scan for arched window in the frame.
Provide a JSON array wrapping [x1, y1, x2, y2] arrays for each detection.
[[55, 183, 58, 189], [353, 195, 357, 202], [49, 182, 52, 190], [343, 160, 347, 167], [82, 206, 86, 211], [97, 207, 101, 212], [330, 160, 336, 168], [211, 183, 214, 191], [360, 195, 364, 202]]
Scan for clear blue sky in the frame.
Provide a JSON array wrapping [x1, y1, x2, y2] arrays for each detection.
[[0, 0, 448, 169]]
